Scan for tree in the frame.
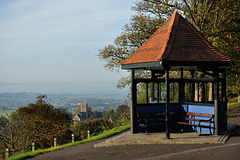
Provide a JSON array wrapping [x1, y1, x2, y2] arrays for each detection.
[[147, 0, 240, 97], [98, 0, 240, 98], [70, 118, 114, 141], [115, 105, 130, 126], [0, 112, 36, 156], [16, 95, 71, 149]]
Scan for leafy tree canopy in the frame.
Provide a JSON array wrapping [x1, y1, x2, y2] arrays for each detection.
[[98, 0, 240, 97], [17, 95, 71, 148]]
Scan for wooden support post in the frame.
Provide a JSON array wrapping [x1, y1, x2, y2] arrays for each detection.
[[5, 148, 9, 159], [197, 82, 200, 103], [165, 67, 170, 139], [204, 83, 208, 103], [221, 70, 227, 131], [131, 70, 137, 134], [32, 142, 35, 152], [159, 83, 162, 101], [146, 83, 149, 104], [150, 71, 155, 103], [54, 138, 57, 147], [72, 134, 75, 143], [222, 70, 227, 107], [190, 70, 195, 102], [157, 83, 160, 103], [214, 69, 220, 135], [88, 131, 90, 139], [179, 68, 184, 104]]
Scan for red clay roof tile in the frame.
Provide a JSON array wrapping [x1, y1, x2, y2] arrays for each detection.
[[119, 12, 231, 66]]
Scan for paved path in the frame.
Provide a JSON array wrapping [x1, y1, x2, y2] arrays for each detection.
[[30, 105, 240, 160]]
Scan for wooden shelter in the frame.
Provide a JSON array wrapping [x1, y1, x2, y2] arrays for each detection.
[[120, 12, 232, 138]]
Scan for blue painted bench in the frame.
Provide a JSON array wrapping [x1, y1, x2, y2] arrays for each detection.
[[178, 112, 214, 135]]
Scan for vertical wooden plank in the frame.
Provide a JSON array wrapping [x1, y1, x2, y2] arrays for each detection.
[[150, 71, 155, 103], [172, 82, 174, 101], [159, 83, 162, 101], [204, 83, 208, 103], [157, 83, 160, 103], [190, 70, 195, 102], [179, 68, 184, 104], [212, 82, 214, 103], [165, 67, 170, 139], [197, 82, 200, 103], [146, 83, 149, 104]]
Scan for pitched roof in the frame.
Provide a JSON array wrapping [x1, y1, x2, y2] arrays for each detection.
[[120, 12, 231, 69]]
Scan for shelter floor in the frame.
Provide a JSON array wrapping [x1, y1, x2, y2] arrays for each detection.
[[95, 130, 229, 148]]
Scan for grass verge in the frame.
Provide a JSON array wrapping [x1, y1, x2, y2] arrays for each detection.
[[7, 124, 130, 160], [228, 102, 240, 106]]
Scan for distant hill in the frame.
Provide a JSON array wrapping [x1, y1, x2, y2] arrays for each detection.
[[0, 92, 128, 113], [0, 82, 128, 95]]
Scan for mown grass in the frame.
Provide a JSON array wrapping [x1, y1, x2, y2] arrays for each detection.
[[6, 124, 130, 160], [228, 102, 240, 106]]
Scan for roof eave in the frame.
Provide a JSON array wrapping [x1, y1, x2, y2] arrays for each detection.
[[121, 61, 163, 70], [121, 60, 232, 71]]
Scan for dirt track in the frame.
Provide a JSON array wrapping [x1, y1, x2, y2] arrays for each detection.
[[30, 105, 240, 160]]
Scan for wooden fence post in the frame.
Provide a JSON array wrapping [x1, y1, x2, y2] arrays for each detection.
[[54, 138, 57, 147], [88, 131, 90, 139], [72, 134, 74, 143], [5, 148, 9, 159], [32, 142, 35, 152]]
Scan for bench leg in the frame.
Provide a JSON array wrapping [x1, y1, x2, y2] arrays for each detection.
[[145, 124, 148, 135], [199, 126, 202, 136], [209, 127, 212, 135], [139, 124, 148, 135]]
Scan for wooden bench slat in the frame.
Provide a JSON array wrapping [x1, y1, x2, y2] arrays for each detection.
[[185, 112, 214, 118], [178, 122, 211, 128], [185, 118, 211, 123], [178, 122, 199, 126], [178, 112, 214, 135]]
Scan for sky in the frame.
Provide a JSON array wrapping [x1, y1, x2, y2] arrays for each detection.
[[0, 0, 134, 93]]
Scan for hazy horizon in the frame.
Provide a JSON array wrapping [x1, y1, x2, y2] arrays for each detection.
[[0, 82, 129, 95]]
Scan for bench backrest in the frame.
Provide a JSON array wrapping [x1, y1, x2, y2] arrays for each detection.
[[137, 113, 165, 118], [184, 112, 214, 118]]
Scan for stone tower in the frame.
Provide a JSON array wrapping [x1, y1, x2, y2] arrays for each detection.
[[81, 101, 88, 114]]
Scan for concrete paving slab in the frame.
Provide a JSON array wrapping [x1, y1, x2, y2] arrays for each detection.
[[94, 131, 229, 148]]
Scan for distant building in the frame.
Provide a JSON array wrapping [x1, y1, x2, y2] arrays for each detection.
[[81, 101, 88, 113], [72, 101, 88, 123]]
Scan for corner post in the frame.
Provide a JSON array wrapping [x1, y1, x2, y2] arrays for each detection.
[[221, 69, 227, 131], [131, 70, 137, 134], [165, 67, 170, 139], [214, 69, 220, 135]]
